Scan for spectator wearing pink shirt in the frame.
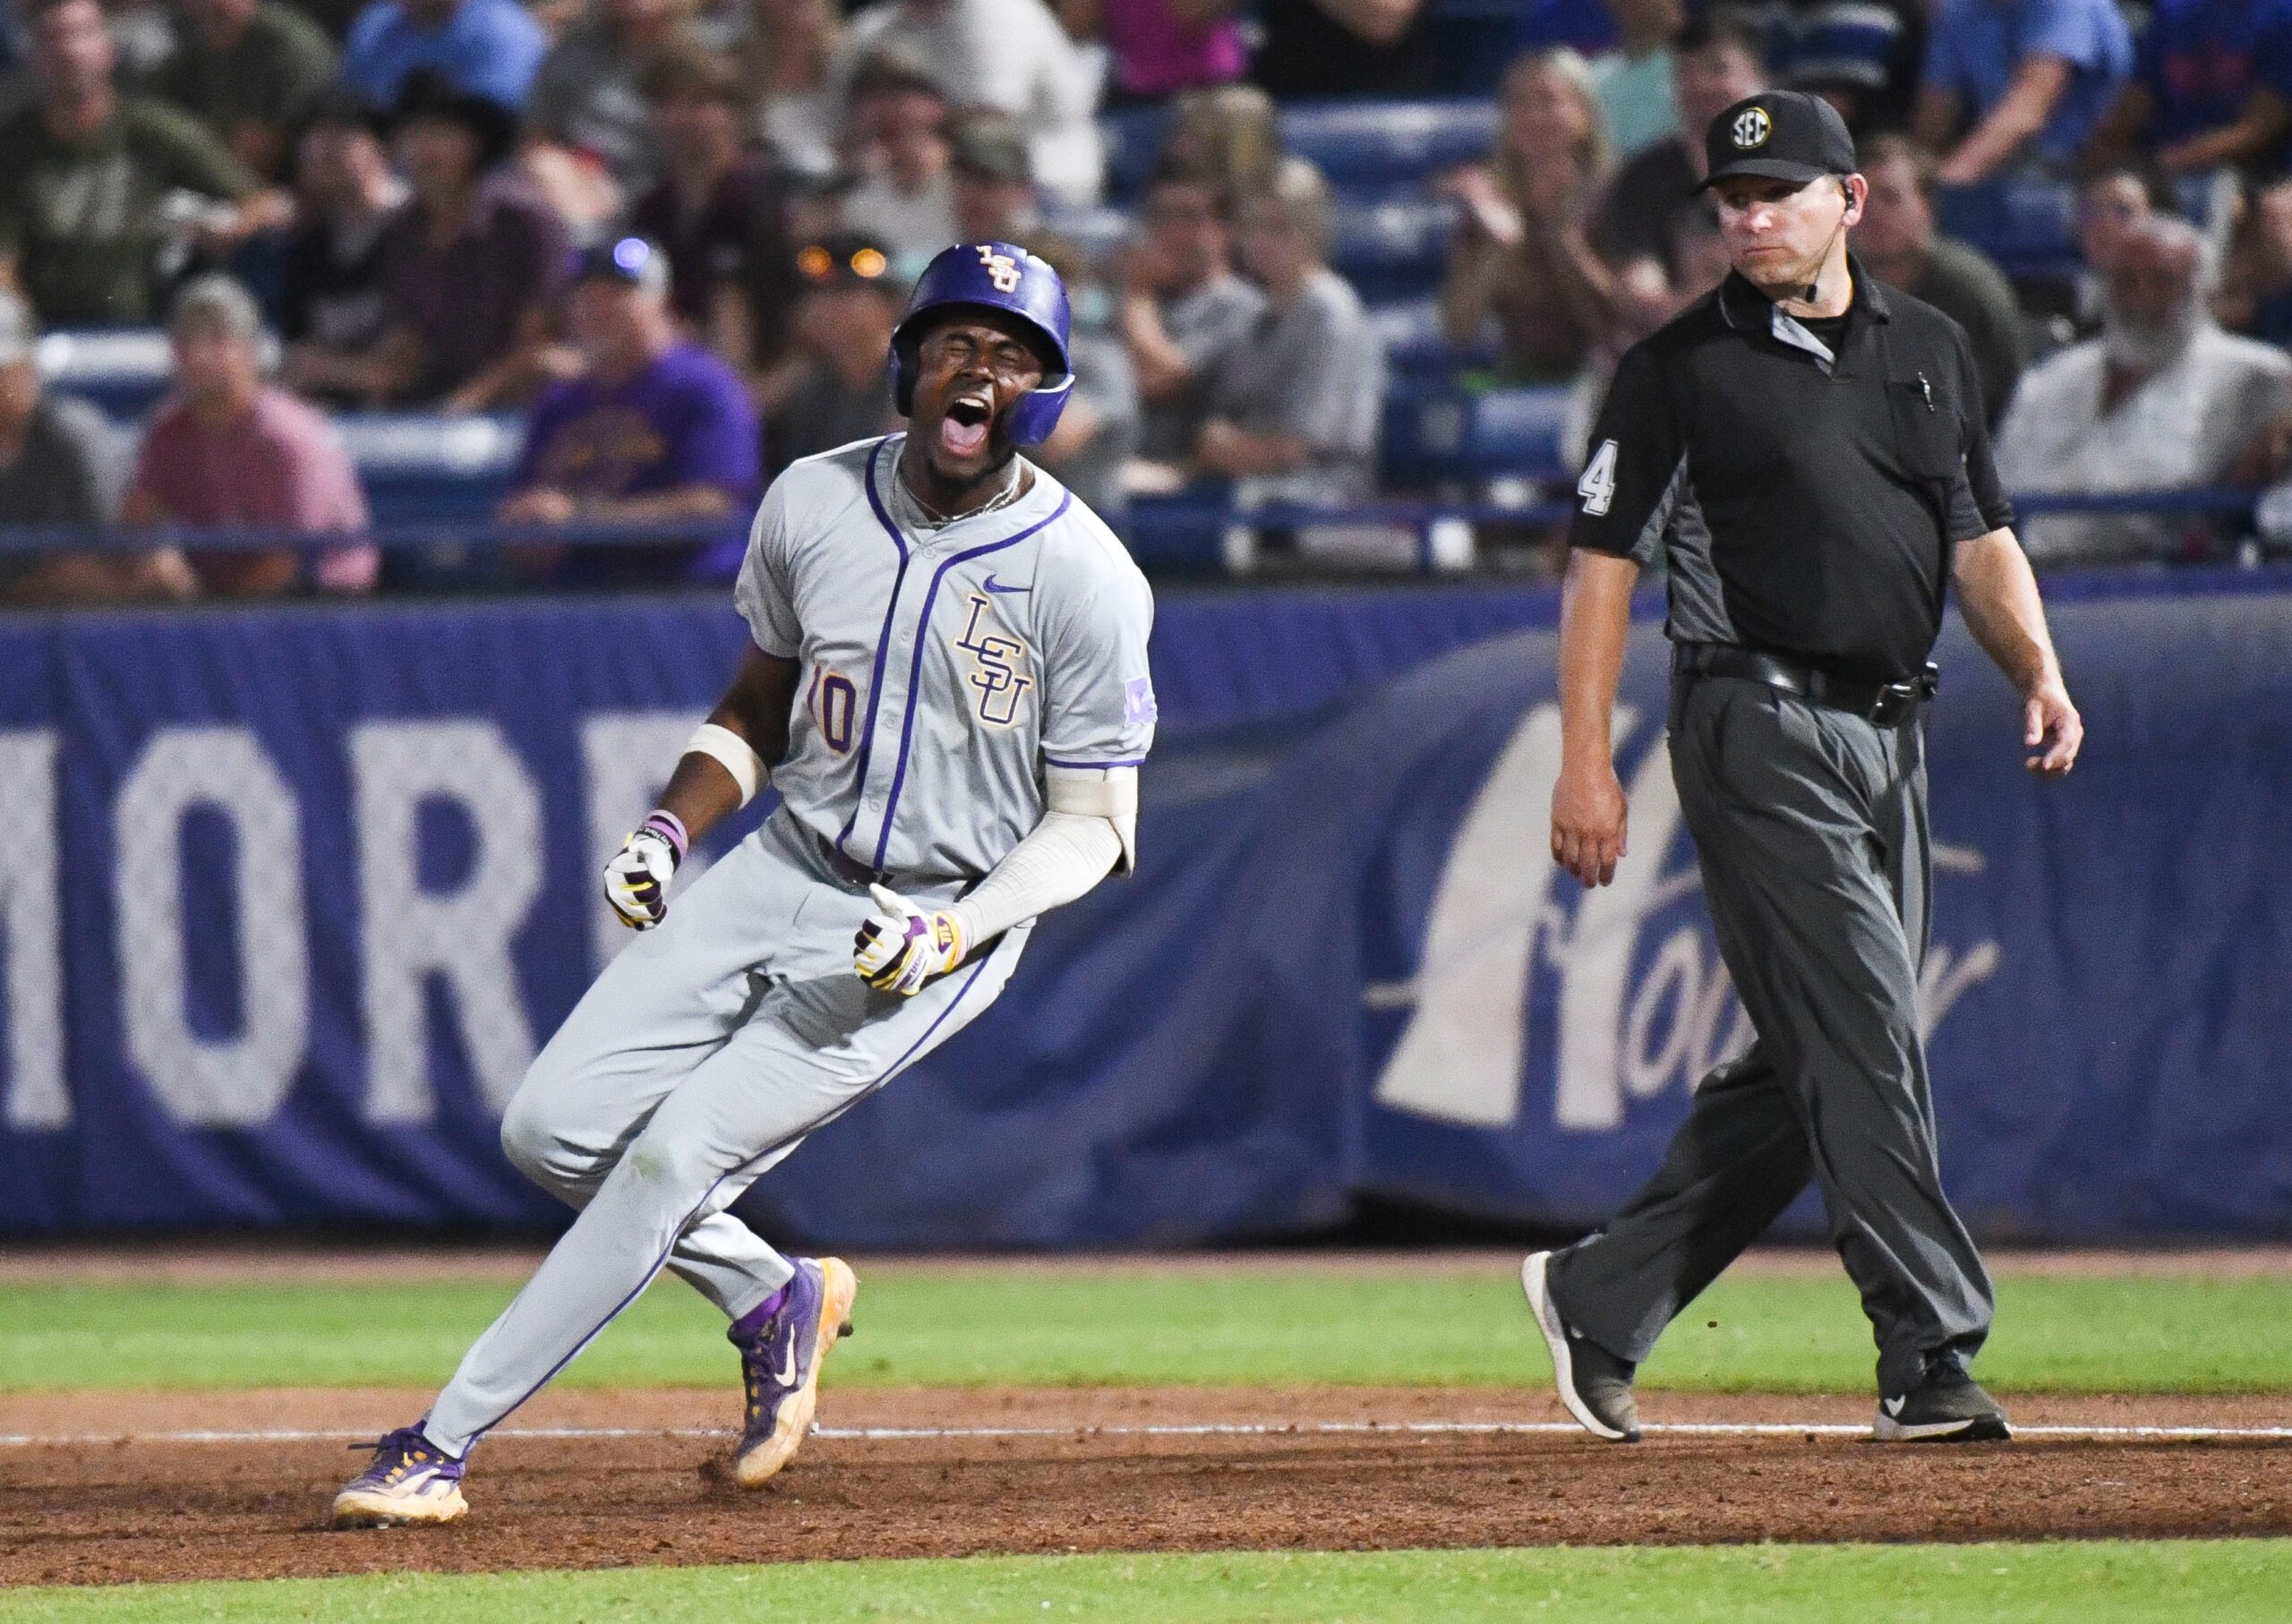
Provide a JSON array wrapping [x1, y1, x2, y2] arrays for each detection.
[[124, 276, 377, 599]]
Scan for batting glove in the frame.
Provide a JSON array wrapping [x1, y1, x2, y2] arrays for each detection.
[[604, 812, 687, 930], [853, 883, 967, 996]]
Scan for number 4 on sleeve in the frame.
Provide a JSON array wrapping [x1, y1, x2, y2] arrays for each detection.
[[1578, 439, 1619, 517]]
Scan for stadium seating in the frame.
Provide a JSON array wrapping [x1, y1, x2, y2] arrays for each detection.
[[336, 415, 524, 526], [35, 328, 171, 419], [1100, 99, 1496, 204], [1382, 380, 1573, 488], [1368, 297, 1501, 376], [1332, 196, 1457, 304], [1280, 101, 1500, 193]]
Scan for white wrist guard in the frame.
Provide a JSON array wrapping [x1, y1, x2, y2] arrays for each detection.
[[685, 722, 767, 808]]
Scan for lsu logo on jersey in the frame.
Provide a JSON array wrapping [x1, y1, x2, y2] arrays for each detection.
[[976, 244, 1022, 293], [955, 594, 1032, 727]]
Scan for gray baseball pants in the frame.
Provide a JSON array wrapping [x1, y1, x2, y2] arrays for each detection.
[[1547, 672, 1993, 1399], [421, 811, 1028, 1457]]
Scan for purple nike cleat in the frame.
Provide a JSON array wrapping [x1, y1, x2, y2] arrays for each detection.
[[332, 1425, 468, 1526], [730, 1256, 858, 1488]]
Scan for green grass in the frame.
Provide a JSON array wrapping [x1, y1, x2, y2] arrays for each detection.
[[3, 1543, 2288, 1622], [1, 1261, 2288, 1395]]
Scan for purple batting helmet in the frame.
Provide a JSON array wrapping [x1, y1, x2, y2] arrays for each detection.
[[889, 242, 1073, 446]]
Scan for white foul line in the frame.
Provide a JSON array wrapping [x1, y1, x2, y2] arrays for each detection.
[[3, 1419, 2289, 1449]]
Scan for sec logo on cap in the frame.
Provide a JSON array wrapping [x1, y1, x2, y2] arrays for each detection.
[[1732, 107, 1771, 149]]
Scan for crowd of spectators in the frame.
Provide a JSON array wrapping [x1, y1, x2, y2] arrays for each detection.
[[3, 0, 2292, 603], [1485, 0, 2292, 569]]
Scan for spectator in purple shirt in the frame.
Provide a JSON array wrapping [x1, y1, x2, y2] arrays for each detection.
[[500, 235, 761, 584], [2092, 0, 2292, 177]]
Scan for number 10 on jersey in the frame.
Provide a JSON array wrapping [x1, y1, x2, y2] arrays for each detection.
[[812, 670, 857, 753]]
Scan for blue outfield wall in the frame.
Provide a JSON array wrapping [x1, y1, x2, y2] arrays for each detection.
[[0, 570, 2285, 1242]]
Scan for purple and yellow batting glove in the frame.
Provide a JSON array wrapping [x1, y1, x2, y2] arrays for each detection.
[[604, 811, 687, 930], [853, 883, 966, 996]]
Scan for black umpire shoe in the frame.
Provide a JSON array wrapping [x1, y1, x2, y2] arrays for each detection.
[[1874, 1361, 2012, 1443], [1521, 1251, 1641, 1441]]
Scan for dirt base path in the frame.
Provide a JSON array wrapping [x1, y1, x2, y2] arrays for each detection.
[[4, 1387, 2289, 1588]]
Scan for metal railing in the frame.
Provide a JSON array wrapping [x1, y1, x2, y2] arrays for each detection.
[[0, 486, 2275, 573]]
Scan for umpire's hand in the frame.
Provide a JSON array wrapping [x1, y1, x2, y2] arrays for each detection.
[[1552, 759, 1629, 888], [2023, 673, 2082, 777]]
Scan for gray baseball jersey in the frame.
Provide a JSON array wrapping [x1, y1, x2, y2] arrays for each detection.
[[737, 433, 1159, 883]]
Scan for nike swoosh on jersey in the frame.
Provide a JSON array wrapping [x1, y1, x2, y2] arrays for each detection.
[[980, 575, 1031, 594]]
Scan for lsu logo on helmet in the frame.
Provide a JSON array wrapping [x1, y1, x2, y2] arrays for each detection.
[[977, 244, 1022, 293]]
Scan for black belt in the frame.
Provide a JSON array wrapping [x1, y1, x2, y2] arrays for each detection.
[[1672, 642, 1938, 726], [810, 825, 892, 889], [806, 824, 980, 903]]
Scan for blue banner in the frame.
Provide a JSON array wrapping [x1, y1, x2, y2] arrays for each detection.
[[1, 572, 2287, 1242]]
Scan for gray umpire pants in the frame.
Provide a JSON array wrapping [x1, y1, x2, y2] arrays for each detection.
[[1547, 672, 1993, 1398], [420, 811, 1030, 1457]]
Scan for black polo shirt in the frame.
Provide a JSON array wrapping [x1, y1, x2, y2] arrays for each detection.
[[1569, 256, 2014, 684]]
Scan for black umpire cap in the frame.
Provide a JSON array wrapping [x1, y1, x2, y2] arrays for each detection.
[[1695, 90, 1858, 193]]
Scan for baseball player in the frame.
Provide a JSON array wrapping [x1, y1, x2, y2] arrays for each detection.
[[334, 243, 1157, 1526]]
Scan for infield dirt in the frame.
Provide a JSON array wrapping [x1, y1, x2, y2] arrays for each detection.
[[4, 1386, 2288, 1587]]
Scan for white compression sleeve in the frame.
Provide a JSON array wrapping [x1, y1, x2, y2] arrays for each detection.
[[948, 812, 1125, 947], [1045, 763, 1139, 873]]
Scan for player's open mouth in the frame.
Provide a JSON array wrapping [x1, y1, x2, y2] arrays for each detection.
[[941, 395, 992, 457]]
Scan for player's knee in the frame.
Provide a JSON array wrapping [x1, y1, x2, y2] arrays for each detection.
[[499, 1078, 586, 1191]]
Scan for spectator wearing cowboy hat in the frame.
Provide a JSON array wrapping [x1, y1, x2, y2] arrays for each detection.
[[311, 70, 568, 409]]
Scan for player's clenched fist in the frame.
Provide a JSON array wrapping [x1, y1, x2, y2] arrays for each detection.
[[853, 883, 966, 996], [604, 813, 688, 930]]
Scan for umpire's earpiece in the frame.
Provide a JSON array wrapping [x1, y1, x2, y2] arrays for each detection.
[[1798, 175, 1863, 300]]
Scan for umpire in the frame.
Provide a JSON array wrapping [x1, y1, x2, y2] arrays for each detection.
[[1522, 91, 2082, 1445]]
